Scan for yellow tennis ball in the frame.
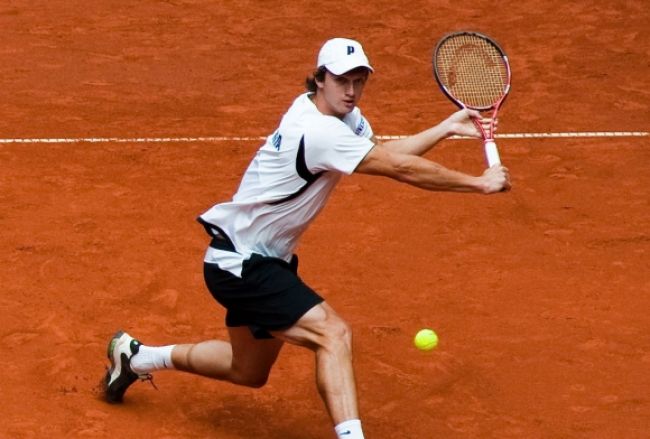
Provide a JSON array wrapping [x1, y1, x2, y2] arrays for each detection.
[[414, 329, 439, 351]]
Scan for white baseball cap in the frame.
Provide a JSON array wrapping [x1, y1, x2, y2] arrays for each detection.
[[317, 38, 374, 75]]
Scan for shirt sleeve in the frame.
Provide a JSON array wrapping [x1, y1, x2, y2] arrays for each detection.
[[303, 115, 375, 175], [344, 107, 374, 139]]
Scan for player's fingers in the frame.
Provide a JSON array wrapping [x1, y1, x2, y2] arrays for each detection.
[[501, 167, 511, 191], [476, 115, 493, 125]]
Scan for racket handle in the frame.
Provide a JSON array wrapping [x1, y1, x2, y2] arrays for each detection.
[[484, 140, 501, 167]]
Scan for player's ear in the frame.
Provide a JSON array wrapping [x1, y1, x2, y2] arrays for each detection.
[[314, 67, 327, 89]]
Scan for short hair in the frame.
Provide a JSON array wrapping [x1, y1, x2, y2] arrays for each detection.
[[304, 67, 327, 92], [304, 66, 371, 93]]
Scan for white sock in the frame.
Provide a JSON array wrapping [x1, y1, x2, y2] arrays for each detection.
[[130, 345, 175, 374], [335, 419, 364, 439]]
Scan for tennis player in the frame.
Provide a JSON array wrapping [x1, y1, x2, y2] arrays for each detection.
[[103, 37, 510, 439]]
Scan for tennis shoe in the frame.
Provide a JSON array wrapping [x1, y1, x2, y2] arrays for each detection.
[[103, 330, 154, 403]]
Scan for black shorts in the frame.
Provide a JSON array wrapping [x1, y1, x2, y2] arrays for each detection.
[[203, 251, 324, 339]]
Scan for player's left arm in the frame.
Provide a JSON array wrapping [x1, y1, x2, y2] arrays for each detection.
[[374, 109, 494, 156], [354, 143, 510, 193]]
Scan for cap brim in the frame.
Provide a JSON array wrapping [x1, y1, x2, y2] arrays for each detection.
[[323, 61, 374, 75]]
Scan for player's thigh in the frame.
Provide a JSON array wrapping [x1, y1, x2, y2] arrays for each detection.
[[228, 326, 284, 378]]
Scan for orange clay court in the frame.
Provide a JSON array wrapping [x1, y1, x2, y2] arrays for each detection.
[[0, 1, 648, 438]]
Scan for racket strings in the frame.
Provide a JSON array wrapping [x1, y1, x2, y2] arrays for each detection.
[[436, 35, 508, 108]]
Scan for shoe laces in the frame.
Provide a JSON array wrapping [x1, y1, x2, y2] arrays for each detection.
[[138, 373, 158, 390]]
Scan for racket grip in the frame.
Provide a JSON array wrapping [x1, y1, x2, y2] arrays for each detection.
[[484, 140, 501, 167]]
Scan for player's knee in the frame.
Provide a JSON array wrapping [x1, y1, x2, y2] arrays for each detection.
[[322, 317, 353, 354]]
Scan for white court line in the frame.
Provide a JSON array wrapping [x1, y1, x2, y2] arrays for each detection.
[[385, 131, 649, 140], [0, 131, 647, 144], [0, 136, 267, 144]]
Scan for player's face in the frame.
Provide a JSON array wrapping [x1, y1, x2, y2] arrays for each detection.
[[315, 68, 369, 118]]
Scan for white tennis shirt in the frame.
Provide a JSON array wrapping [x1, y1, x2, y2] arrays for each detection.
[[199, 92, 375, 277]]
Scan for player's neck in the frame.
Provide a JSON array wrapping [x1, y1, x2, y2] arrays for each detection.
[[310, 92, 347, 120]]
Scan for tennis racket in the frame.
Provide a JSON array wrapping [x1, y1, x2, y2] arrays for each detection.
[[433, 31, 511, 167]]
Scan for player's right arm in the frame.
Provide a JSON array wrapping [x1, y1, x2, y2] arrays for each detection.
[[370, 109, 494, 157], [354, 143, 510, 194]]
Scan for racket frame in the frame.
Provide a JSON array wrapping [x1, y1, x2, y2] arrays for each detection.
[[433, 31, 512, 167]]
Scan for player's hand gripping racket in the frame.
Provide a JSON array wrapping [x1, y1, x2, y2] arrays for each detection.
[[433, 31, 511, 167]]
